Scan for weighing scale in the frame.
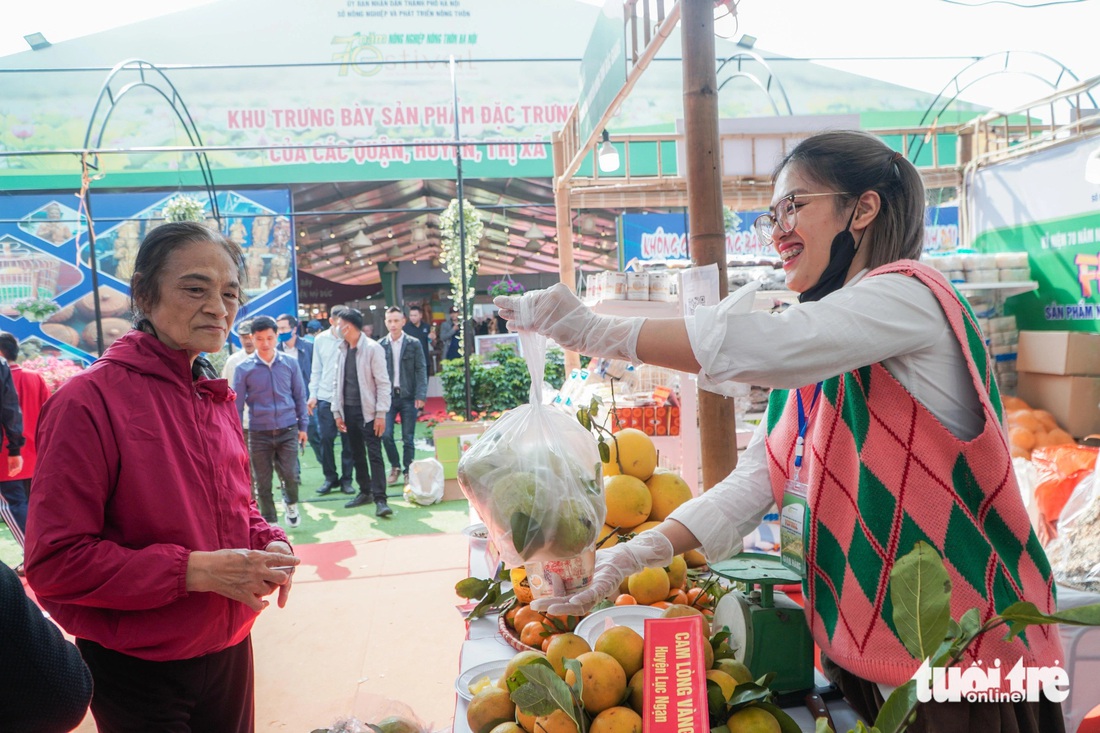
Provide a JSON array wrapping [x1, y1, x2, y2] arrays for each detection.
[[709, 553, 816, 694]]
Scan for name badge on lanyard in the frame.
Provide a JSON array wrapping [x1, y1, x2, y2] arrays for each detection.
[[780, 383, 821, 578]]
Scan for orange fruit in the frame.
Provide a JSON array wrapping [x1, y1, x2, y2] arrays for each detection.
[[590, 706, 643, 733], [597, 524, 621, 549], [543, 612, 579, 633], [660, 603, 709, 635], [666, 555, 687, 590], [520, 621, 546, 648], [726, 706, 781, 732], [594, 625, 645, 679], [533, 709, 579, 733], [603, 475, 652, 530], [627, 669, 644, 713], [706, 669, 738, 701], [564, 651, 629, 715], [504, 604, 520, 630], [650, 601, 671, 609], [645, 470, 693, 521], [513, 605, 544, 632], [627, 566, 670, 606], [516, 708, 536, 733], [605, 428, 658, 481], [467, 687, 516, 733], [667, 590, 688, 605], [500, 650, 548, 690], [541, 633, 561, 652], [614, 594, 637, 605], [683, 548, 707, 568], [545, 632, 592, 678], [686, 587, 712, 607]]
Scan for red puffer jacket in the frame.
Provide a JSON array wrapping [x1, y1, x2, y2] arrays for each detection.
[[26, 330, 287, 661]]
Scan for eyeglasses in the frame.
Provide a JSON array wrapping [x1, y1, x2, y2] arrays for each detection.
[[753, 192, 851, 245]]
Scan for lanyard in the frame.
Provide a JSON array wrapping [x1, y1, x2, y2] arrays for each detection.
[[794, 383, 823, 469]]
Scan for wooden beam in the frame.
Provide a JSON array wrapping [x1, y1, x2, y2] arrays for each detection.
[[682, 0, 737, 491]]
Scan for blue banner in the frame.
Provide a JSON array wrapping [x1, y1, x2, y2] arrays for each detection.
[[620, 205, 961, 267], [0, 189, 294, 362]]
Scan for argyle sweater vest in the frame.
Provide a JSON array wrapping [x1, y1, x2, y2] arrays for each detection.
[[764, 260, 1062, 687]]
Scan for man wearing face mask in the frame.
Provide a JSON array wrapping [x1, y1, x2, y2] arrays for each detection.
[[278, 314, 319, 467]]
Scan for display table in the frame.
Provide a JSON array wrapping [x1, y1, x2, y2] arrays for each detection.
[[452, 533, 865, 732]]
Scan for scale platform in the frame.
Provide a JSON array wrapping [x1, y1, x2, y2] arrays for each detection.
[[709, 553, 816, 694]]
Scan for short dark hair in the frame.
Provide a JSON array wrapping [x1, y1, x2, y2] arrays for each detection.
[[131, 222, 244, 325], [0, 332, 18, 362], [408, 304, 422, 314], [251, 315, 278, 334], [774, 130, 926, 268], [385, 306, 403, 316], [330, 305, 350, 319], [337, 307, 364, 330], [237, 318, 255, 335], [276, 313, 298, 328]]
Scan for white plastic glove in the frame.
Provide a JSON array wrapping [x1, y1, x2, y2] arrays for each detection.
[[494, 283, 645, 363], [529, 530, 675, 616]]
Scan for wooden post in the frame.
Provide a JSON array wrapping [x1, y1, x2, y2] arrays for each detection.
[[681, 0, 737, 489], [552, 131, 581, 373]]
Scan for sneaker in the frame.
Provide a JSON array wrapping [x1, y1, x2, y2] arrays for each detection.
[[386, 466, 401, 485], [375, 501, 394, 518], [285, 502, 301, 529]]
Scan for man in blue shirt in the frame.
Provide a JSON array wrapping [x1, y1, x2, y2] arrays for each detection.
[[233, 316, 308, 528]]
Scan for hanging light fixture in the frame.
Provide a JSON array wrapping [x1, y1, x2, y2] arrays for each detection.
[[524, 222, 546, 240], [512, 255, 527, 267], [411, 223, 427, 243], [383, 261, 398, 272], [352, 230, 370, 247], [387, 244, 402, 259], [598, 130, 620, 173]]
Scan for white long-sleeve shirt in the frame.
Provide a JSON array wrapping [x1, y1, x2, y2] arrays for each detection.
[[669, 270, 987, 563], [309, 328, 341, 403]]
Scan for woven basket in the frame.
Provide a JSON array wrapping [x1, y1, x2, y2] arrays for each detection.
[[496, 597, 540, 654]]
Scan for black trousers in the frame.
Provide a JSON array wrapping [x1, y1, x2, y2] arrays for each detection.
[[344, 407, 386, 500], [77, 637, 255, 733]]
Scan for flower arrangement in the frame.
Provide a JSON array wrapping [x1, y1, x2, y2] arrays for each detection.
[[162, 195, 207, 223], [21, 356, 84, 393], [12, 297, 60, 322], [438, 198, 484, 353], [488, 276, 525, 298]]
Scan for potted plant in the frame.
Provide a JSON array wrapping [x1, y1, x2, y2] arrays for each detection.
[[162, 195, 207, 223], [488, 276, 525, 298], [12, 297, 60, 322]]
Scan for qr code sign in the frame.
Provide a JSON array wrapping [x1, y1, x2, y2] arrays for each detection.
[[686, 295, 707, 315]]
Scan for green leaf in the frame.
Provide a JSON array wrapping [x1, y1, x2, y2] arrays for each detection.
[[598, 439, 610, 464], [504, 658, 556, 693], [889, 541, 952, 661], [455, 577, 491, 600], [999, 600, 1100, 640], [706, 679, 728, 721], [563, 657, 584, 701], [958, 607, 982, 638], [511, 512, 544, 557], [511, 664, 578, 718], [750, 702, 802, 733], [590, 396, 601, 415], [872, 679, 918, 733], [815, 718, 835, 733], [576, 408, 591, 431], [727, 682, 771, 707], [590, 598, 614, 612]]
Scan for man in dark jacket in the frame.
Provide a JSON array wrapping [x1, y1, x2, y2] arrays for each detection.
[[277, 314, 320, 466], [0, 561, 93, 732], [379, 306, 427, 487], [402, 304, 431, 373]]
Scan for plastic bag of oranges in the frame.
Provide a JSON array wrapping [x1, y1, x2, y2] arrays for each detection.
[[457, 331, 604, 572]]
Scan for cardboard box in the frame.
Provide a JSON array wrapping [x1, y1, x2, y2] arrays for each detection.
[[1017, 372, 1100, 438], [1017, 331, 1100, 376]]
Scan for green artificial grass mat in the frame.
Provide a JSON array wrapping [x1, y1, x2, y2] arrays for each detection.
[[0, 423, 470, 568]]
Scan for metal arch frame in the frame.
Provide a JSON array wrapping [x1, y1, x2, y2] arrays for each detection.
[[909, 50, 1098, 163], [83, 58, 220, 221], [80, 58, 221, 356], [716, 51, 793, 116]]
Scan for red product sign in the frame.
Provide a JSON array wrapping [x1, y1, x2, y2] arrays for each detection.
[[642, 616, 709, 732]]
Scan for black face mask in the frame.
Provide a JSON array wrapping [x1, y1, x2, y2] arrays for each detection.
[[798, 204, 861, 304]]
